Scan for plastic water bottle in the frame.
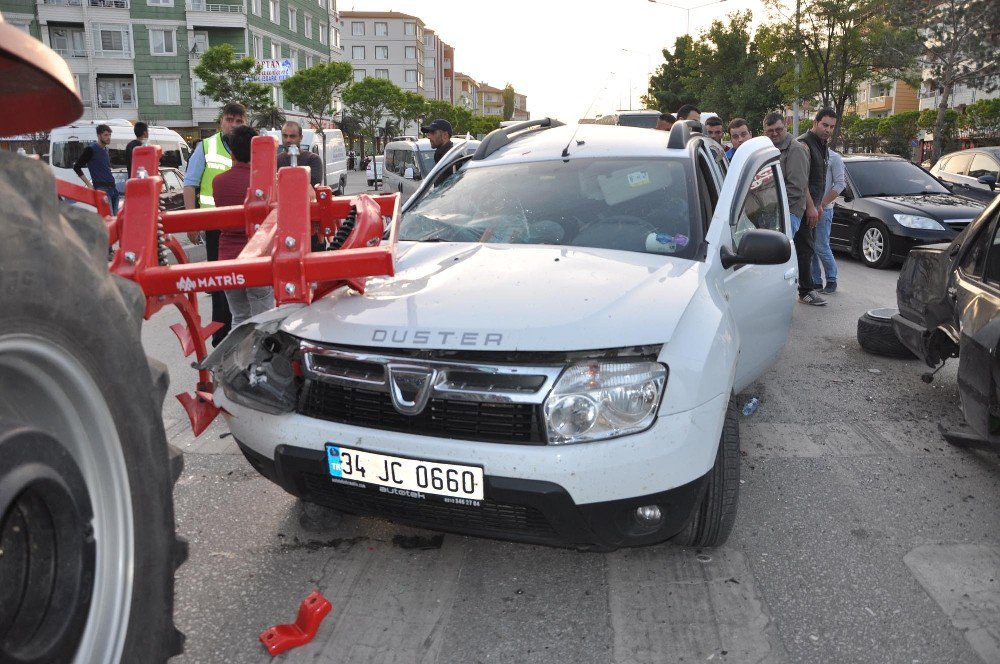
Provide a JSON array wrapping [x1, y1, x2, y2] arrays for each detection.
[[741, 397, 760, 417]]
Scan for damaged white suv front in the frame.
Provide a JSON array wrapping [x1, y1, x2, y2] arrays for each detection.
[[211, 119, 796, 549]]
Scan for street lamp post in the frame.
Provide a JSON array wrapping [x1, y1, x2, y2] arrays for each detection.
[[621, 47, 653, 110], [646, 0, 728, 36]]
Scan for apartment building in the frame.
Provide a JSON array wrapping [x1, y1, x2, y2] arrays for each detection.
[[477, 83, 503, 116], [918, 79, 1000, 112], [454, 71, 479, 114], [339, 11, 425, 95], [846, 79, 919, 119], [422, 28, 453, 103], [1, 0, 344, 142]]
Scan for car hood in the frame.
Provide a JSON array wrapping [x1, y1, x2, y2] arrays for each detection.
[[281, 242, 703, 351], [869, 193, 984, 221]]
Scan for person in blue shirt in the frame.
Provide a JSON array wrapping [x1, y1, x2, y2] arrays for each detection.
[[72, 123, 118, 215], [725, 118, 752, 160]]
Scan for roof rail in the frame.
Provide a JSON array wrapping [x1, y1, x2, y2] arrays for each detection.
[[473, 117, 564, 161], [667, 119, 703, 149]]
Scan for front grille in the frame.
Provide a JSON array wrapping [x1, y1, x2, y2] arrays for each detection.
[[298, 380, 544, 443], [300, 473, 558, 538]]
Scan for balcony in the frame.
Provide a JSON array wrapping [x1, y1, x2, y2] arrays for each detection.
[[185, 1, 248, 28], [52, 47, 88, 58], [866, 95, 892, 111], [189, 47, 245, 60]]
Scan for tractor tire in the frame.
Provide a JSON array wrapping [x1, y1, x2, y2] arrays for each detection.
[[0, 152, 185, 663], [857, 308, 915, 359], [672, 397, 740, 548]]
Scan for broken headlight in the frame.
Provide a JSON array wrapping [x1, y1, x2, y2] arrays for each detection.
[[212, 319, 301, 414]]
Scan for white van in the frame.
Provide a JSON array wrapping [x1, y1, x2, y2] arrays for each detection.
[[48, 119, 190, 186], [263, 128, 348, 195], [383, 137, 480, 203]]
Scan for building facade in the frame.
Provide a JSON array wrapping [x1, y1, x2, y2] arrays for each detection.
[[918, 79, 1000, 112], [339, 11, 425, 96], [454, 71, 479, 114], [421, 27, 452, 103], [1, 0, 345, 142], [846, 79, 919, 119]]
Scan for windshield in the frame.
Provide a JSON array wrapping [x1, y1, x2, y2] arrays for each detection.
[[416, 150, 436, 174], [399, 158, 698, 257], [847, 160, 950, 197], [51, 139, 189, 171], [617, 114, 659, 129]]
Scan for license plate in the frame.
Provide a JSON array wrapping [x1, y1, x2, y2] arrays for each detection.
[[326, 445, 484, 501]]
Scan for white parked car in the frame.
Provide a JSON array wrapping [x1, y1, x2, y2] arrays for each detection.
[[210, 119, 796, 549], [366, 155, 383, 187]]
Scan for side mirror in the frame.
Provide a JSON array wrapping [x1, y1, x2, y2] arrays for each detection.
[[841, 187, 855, 202], [977, 174, 997, 191], [939, 178, 954, 191], [404, 167, 415, 180], [720, 229, 791, 269]]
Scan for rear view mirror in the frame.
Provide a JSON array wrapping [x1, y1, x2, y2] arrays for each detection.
[[977, 174, 997, 191], [720, 229, 791, 269]]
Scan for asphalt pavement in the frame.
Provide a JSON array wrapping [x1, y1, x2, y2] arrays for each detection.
[[149, 169, 999, 663]]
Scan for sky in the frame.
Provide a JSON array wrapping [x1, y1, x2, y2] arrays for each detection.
[[341, 0, 781, 123]]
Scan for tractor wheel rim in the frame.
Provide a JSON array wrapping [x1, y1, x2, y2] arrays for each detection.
[[863, 227, 884, 263], [0, 334, 134, 664]]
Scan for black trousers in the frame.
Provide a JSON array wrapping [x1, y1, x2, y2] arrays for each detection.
[[794, 220, 816, 296], [205, 229, 232, 346]]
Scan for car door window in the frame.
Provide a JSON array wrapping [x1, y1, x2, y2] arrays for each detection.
[[960, 216, 998, 277], [731, 164, 785, 249], [944, 153, 973, 175], [162, 170, 181, 191], [969, 154, 999, 180], [982, 216, 1000, 285]]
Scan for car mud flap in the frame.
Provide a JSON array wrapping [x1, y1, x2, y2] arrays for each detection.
[[956, 315, 1000, 441], [896, 244, 954, 330]]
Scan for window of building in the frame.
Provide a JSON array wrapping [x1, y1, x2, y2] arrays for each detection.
[[147, 0, 173, 6], [305, 53, 313, 68], [405, 45, 416, 59], [94, 24, 131, 58], [189, 30, 208, 55], [426, 56, 435, 69], [97, 77, 134, 108], [269, 0, 278, 23], [271, 41, 281, 59], [374, 21, 387, 36], [251, 0, 260, 15], [149, 28, 176, 56], [304, 14, 312, 38], [319, 22, 328, 44], [50, 27, 87, 57], [252, 34, 263, 59], [375, 68, 388, 79], [351, 21, 364, 36], [191, 77, 212, 106], [288, 6, 297, 31], [417, 71, 423, 87], [375, 45, 387, 59], [74, 73, 91, 106], [316, 0, 323, 8], [332, 27, 339, 48], [353, 68, 365, 82], [404, 21, 415, 35], [423, 34, 432, 46], [151, 75, 180, 105], [352, 45, 364, 60], [404, 69, 416, 83]]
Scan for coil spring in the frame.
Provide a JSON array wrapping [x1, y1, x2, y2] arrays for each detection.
[[156, 220, 170, 266], [328, 207, 357, 250]]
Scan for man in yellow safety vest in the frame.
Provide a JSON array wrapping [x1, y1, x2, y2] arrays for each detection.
[[182, 102, 246, 345]]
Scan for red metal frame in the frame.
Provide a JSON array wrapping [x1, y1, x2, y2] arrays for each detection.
[[258, 591, 332, 656], [57, 137, 398, 435]]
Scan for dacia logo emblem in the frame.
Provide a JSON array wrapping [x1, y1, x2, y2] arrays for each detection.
[[386, 364, 437, 415]]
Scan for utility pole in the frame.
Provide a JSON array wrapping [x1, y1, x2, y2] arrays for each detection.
[[792, 0, 801, 136]]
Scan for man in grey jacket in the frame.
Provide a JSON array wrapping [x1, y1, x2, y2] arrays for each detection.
[[763, 112, 826, 306]]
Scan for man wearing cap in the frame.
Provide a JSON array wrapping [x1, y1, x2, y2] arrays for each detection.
[[422, 119, 454, 164]]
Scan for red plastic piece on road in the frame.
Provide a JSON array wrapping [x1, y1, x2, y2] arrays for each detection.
[[259, 591, 332, 656]]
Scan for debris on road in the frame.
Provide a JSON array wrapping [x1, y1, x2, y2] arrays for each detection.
[[259, 591, 332, 656]]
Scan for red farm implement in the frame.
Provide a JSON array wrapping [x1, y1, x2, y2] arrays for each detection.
[[56, 135, 398, 436]]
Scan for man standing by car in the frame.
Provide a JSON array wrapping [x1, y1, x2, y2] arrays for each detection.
[[277, 121, 323, 187], [812, 147, 845, 293], [704, 116, 726, 144], [656, 113, 676, 131], [726, 119, 752, 159], [124, 122, 148, 177], [676, 104, 700, 122], [72, 123, 119, 215], [763, 112, 826, 306], [422, 118, 454, 164], [182, 101, 246, 345], [798, 108, 838, 233]]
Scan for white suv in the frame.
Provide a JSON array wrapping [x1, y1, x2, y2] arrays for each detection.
[[210, 119, 796, 549]]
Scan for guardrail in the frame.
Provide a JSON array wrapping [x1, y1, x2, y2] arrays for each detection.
[[185, 2, 245, 12], [43, 0, 132, 9], [52, 47, 88, 57]]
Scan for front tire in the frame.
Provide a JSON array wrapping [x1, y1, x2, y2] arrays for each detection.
[[859, 219, 893, 269], [672, 397, 740, 548], [0, 153, 184, 663]]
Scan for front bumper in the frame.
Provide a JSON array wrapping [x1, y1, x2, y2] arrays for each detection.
[[887, 226, 957, 262], [238, 440, 707, 550]]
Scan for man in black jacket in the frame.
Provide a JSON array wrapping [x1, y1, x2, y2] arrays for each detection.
[[796, 108, 838, 305], [124, 121, 148, 177], [422, 119, 454, 164]]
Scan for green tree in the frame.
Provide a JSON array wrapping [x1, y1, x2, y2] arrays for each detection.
[[840, 114, 882, 153], [193, 44, 271, 112], [250, 105, 285, 130], [919, 108, 961, 154], [916, 0, 1000, 162], [281, 60, 353, 182], [962, 98, 1000, 146], [387, 90, 427, 136], [502, 84, 515, 121], [470, 115, 503, 138], [643, 35, 699, 113], [341, 77, 402, 160], [761, 0, 918, 140], [876, 110, 920, 158]]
